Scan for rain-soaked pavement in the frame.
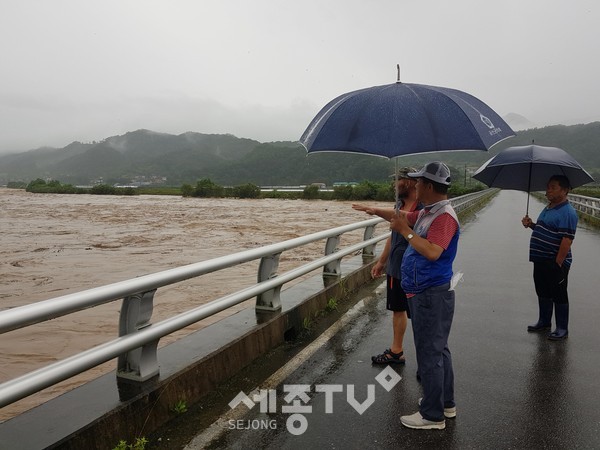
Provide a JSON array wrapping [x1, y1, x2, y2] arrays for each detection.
[[177, 190, 600, 449]]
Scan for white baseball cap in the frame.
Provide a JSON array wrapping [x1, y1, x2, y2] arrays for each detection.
[[407, 161, 451, 185]]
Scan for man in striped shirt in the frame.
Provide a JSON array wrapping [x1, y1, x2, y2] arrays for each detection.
[[522, 175, 578, 340]]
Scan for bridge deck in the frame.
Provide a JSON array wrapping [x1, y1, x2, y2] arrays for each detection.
[[191, 190, 600, 449]]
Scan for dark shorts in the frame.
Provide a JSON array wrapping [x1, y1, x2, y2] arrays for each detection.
[[533, 260, 570, 304], [386, 275, 409, 314]]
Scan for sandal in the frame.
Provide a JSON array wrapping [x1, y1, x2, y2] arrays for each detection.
[[371, 348, 405, 365]]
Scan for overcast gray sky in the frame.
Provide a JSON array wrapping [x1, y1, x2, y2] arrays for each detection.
[[1, 0, 598, 154]]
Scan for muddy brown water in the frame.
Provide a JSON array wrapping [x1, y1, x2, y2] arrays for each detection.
[[0, 189, 385, 421]]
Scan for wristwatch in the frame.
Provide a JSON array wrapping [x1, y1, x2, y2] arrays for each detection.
[[406, 233, 414, 241]]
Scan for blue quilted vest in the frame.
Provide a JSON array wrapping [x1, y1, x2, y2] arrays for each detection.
[[401, 200, 460, 294]]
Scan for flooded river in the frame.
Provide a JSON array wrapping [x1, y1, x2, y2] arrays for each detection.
[[0, 189, 381, 421]]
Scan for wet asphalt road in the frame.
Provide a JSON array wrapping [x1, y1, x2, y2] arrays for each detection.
[[188, 190, 600, 449]]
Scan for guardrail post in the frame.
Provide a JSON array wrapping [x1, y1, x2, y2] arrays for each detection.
[[323, 235, 341, 277], [117, 289, 159, 382], [256, 253, 282, 311], [362, 224, 378, 256]]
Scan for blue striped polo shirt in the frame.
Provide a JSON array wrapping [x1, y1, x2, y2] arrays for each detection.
[[529, 201, 578, 267]]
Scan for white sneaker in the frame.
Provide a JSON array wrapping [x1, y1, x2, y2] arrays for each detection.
[[400, 411, 445, 430], [418, 397, 457, 418]]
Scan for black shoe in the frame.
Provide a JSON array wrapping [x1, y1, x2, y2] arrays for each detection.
[[548, 328, 568, 340], [527, 322, 551, 332]]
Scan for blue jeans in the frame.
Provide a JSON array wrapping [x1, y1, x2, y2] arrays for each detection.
[[408, 283, 455, 422]]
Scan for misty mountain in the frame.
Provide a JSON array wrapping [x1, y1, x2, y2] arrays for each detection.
[[0, 130, 261, 185], [503, 113, 537, 131], [1, 124, 599, 187]]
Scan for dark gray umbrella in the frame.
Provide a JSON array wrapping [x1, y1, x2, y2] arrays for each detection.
[[472, 144, 594, 213]]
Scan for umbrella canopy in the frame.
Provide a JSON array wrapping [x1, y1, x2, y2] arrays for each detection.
[[299, 82, 515, 158], [472, 144, 594, 192], [472, 144, 594, 214]]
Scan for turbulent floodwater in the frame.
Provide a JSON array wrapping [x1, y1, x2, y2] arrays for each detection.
[[0, 189, 387, 421]]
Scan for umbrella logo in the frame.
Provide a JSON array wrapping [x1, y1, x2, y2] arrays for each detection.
[[481, 113, 504, 136], [480, 114, 495, 129]]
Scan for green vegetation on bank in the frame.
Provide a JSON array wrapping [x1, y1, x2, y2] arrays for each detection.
[[179, 178, 483, 201], [21, 177, 600, 201], [26, 179, 137, 195], [23, 177, 487, 200], [572, 187, 600, 198]]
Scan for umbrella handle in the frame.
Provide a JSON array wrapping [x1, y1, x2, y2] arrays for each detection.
[[526, 162, 533, 216], [394, 157, 399, 212]]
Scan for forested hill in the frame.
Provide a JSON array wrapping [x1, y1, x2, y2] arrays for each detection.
[[1, 123, 599, 186]]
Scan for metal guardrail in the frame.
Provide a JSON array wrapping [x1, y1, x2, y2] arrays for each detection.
[[0, 189, 496, 408], [569, 193, 600, 219], [449, 188, 499, 213]]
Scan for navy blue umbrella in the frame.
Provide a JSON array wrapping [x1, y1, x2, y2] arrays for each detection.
[[472, 144, 594, 213], [300, 79, 515, 158]]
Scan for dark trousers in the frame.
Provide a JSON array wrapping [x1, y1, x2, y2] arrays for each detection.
[[533, 261, 570, 304], [408, 284, 455, 422]]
